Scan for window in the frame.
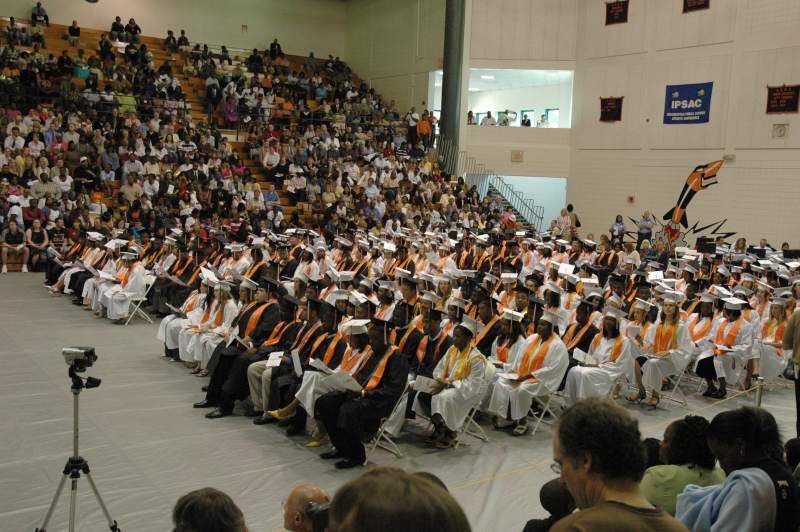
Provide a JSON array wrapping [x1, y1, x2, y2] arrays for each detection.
[[475, 112, 488, 125], [520, 109, 535, 127], [544, 108, 560, 128]]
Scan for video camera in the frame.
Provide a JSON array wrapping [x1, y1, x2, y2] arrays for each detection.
[[63, 347, 97, 373], [306, 501, 329, 532]]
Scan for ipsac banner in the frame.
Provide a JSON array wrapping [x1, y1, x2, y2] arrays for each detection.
[[663, 82, 713, 124]]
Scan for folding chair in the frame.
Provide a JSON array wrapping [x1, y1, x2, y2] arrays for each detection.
[[453, 404, 489, 449], [528, 394, 560, 437], [661, 364, 690, 407], [125, 274, 156, 325], [365, 381, 410, 463]]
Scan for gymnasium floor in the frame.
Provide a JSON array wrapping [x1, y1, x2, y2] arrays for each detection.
[[1, 275, 796, 532]]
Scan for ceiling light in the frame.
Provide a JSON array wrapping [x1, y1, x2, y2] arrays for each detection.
[[434, 82, 441, 87], [468, 87, 480, 92], [480, 75, 494, 80]]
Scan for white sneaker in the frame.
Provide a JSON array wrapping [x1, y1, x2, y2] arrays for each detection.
[[1, 265, 6, 273], [21, 265, 28, 273]]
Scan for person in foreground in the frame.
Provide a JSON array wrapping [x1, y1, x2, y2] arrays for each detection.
[[283, 484, 331, 532], [172, 487, 247, 532], [550, 398, 687, 531], [327, 466, 470, 531], [676, 407, 800, 531]]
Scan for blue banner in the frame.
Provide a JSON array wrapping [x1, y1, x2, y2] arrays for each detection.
[[663, 82, 713, 124]]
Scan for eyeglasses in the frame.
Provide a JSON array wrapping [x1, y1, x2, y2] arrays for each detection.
[[550, 462, 562, 475]]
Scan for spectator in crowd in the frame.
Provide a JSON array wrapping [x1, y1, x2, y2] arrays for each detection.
[[282, 484, 330, 532], [172, 487, 247, 532], [31, 2, 50, 26], [328, 467, 471, 532], [521, 114, 531, 127], [522, 479, 575, 532], [67, 20, 81, 47], [609, 214, 626, 244], [480, 111, 496, 126], [550, 398, 686, 531], [641, 416, 725, 516], [784, 308, 800, 437], [26, 217, 49, 271], [785, 437, 800, 486], [1, 219, 29, 273], [677, 407, 799, 531], [636, 210, 654, 250]]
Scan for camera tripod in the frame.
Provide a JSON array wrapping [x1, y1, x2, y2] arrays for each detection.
[[35, 367, 120, 532]]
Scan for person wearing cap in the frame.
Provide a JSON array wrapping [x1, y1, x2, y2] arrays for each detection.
[[317, 316, 409, 468], [752, 300, 790, 384], [81, 239, 124, 310], [413, 308, 454, 379], [204, 294, 303, 419], [180, 281, 238, 371], [486, 310, 568, 435], [95, 250, 147, 323], [389, 299, 424, 362], [560, 301, 600, 379], [50, 233, 104, 295], [563, 308, 633, 406], [695, 298, 754, 399], [413, 316, 488, 448], [627, 294, 694, 407], [374, 281, 396, 321], [488, 310, 528, 377], [158, 281, 210, 358], [474, 298, 503, 357], [219, 243, 252, 280]]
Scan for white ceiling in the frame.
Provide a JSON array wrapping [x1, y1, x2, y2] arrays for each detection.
[[435, 68, 574, 92]]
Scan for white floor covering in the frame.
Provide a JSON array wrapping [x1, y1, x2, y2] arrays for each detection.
[[0, 274, 796, 532]]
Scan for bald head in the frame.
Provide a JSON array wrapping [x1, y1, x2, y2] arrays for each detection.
[[283, 484, 330, 532]]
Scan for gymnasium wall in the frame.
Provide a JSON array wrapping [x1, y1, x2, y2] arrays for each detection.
[[345, 0, 446, 112], [3, 0, 347, 57], [569, 0, 800, 245]]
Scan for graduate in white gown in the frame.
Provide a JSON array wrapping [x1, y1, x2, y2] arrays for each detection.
[[563, 308, 632, 405], [626, 293, 695, 407], [157, 286, 205, 348], [161, 281, 211, 354], [695, 297, 753, 398], [485, 310, 569, 435], [95, 251, 146, 321], [178, 286, 225, 365], [190, 281, 240, 372], [753, 298, 791, 381], [82, 240, 123, 306], [413, 316, 488, 448]]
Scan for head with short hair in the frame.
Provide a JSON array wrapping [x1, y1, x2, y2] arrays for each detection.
[[329, 467, 470, 532], [172, 487, 246, 532], [661, 415, 717, 470], [707, 406, 781, 474], [554, 398, 646, 509]]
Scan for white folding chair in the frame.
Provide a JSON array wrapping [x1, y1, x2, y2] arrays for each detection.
[[528, 394, 561, 437], [125, 274, 156, 325], [365, 381, 410, 463], [661, 363, 690, 407], [453, 404, 489, 449]]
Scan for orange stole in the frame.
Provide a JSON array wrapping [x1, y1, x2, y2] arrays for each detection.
[[322, 335, 345, 365], [713, 318, 743, 356], [653, 323, 677, 352], [340, 346, 372, 373], [259, 320, 292, 347], [563, 321, 594, 351], [364, 346, 399, 391], [688, 315, 713, 342], [390, 326, 416, 352], [516, 334, 555, 383], [473, 315, 500, 346], [243, 302, 272, 338], [590, 334, 624, 362]]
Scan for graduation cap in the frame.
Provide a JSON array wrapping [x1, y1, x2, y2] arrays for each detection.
[[775, 287, 793, 300], [447, 296, 467, 310], [420, 291, 440, 305], [503, 309, 525, 322], [240, 276, 258, 291], [699, 293, 716, 304], [661, 291, 682, 304], [215, 281, 233, 293], [341, 318, 370, 335], [723, 297, 746, 310], [428, 308, 444, 322], [457, 316, 480, 338], [633, 298, 653, 312], [282, 295, 301, 308], [540, 310, 560, 326], [121, 251, 138, 260], [603, 307, 625, 322]]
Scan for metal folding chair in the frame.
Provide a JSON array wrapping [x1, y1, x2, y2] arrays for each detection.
[[124, 274, 155, 325], [365, 381, 410, 463]]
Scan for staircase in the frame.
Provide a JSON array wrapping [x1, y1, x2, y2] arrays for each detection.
[[437, 137, 545, 231]]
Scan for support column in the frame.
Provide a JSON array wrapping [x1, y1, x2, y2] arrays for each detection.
[[439, 0, 466, 168]]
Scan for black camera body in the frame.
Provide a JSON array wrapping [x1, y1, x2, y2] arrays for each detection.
[[306, 501, 329, 532], [62, 347, 97, 373]]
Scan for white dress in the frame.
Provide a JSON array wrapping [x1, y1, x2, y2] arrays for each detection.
[[83, 257, 118, 303], [61, 248, 103, 294], [486, 334, 569, 421], [163, 296, 207, 350], [755, 320, 791, 380], [193, 299, 240, 368], [178, 300, 220, 362], [640, 322, 695, 393], [413, 346, 488, 431], [102, 263, 146, 319], [564, 334, 632, 405], [694, 318, 753, 382], [157, 291, 203, 343]]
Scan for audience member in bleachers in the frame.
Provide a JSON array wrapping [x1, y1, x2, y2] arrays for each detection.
[[31, 2, 49, 27]]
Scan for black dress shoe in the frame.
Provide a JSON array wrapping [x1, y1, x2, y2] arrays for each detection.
[[201, 386, 208, 392], [253, 416, 276, 425], [245, 410, 263, 418], [205, 408, 230, 419], [702, 387, 717, 397], [710, 389, 727, 399], [286, 425, 304, 437], [320, 449, 343, 460], [335, 458, 363, 470], [193, 399, 216, 408]]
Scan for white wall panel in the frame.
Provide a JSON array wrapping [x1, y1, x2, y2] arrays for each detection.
[[732, 47, 800, 149], [580, 0, 647, 59], [740, 0, 800, 51], [464, 127, 571, 177], [470, 0, 578, 61], [653, 0, 736, 51], [645, 54, 732, 149], [574, 62, 645, 149]]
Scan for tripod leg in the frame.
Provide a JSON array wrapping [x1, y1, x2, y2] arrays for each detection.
[[35, 472, 69, 532], [68, 476, 78, 532], [84, 471, 120, 531]]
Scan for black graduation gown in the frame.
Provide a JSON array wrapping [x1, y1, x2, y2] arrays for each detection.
[[392, 325, 423, 365], [475, 318, 503, 357], [560, 322, 598, 390], [316, 346, 410, 462]]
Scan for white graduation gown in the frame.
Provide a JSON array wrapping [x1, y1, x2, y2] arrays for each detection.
[[164, 298, 207, 350], [61, 249, 102, 294], [640, 322, 695, 393], [755, 321, 791, 380], [294, 347, 367, 414], [178, 300, 220, 362], [412, 346, 488, 431], [157, 291, 203, 343], [486, 334, 569, 421], [105, 263, 146, 319], [564, 334, 632, 405], [193, 299, 240, 368], [694, 318, 753, 382], [83, 257, 118, 302]]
